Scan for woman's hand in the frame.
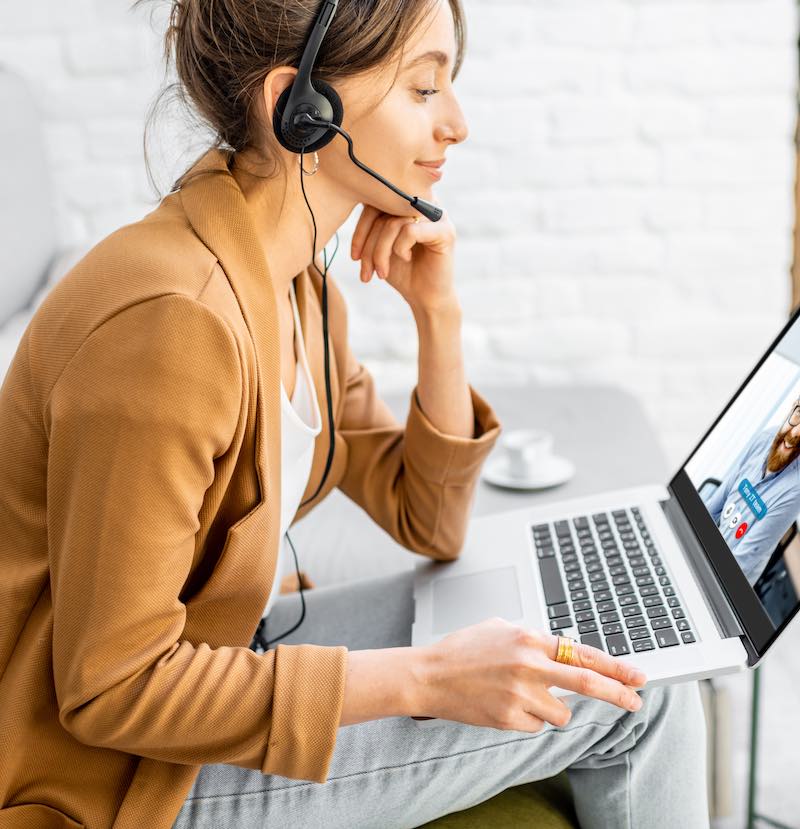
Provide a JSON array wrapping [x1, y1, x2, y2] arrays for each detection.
[[412, 617, 647, 731], [350, 203, 458, 315]]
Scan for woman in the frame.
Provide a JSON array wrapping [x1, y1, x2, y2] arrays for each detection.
[[0, 0, 710, 827]]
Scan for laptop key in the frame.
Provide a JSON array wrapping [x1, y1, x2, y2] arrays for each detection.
[[550, 617, 572, 631], [640, 585, 658, 597], [548, 602, 570, 619], [647, 606, 668, 618], [651, 617, 672, 630], [636, 575, 654, 587], [537, 547, 556, 559], [633, 638, 655, 652], [580, 631, 605, 652], [629, 627, 651, 640], [605, 633, 630, 656], [655, 628, 679, 648], [676, 619, 690, 632], [663, 586, 675, 597], [622, 604, 642, 617], [597, 600, 616, 613], [616, 583, 635, 596], [603, 622, 624, 635], [575, 611, 595, 624], [644, 595, 663, 607], [594, 590, 613, 603], [600, 611, 620, 624], [681, 631, 696, 644], [591, 581, 611, 593], [578, 621, 598, 634], [539, 557, 567, 605], [668, 596, 680, 608], [571, 589, 589, 601], [672, 608, 685, 619], [625, 615, 646, 628], [573, 599, 593, 612], [555, 520, 570, 537], [619, 594, 639, 606]]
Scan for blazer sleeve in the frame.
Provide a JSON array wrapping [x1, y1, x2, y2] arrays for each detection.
[[46, 294, 346, 782], [335, 339, 502, 560]]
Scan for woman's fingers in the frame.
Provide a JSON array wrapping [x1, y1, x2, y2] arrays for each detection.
[[358, 216, 384, 282], [529, 690, 573, 728], [545, 632, 646, 688], [543, 659, 644, 711], [351, 204, 381, 261], [373, 217, 415, 278]]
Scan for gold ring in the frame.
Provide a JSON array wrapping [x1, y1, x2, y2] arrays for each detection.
[[555, 635, 577, 666], [413, 216, 420, 223]]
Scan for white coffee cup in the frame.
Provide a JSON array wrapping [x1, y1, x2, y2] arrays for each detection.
[[499, 428, 555, 480]]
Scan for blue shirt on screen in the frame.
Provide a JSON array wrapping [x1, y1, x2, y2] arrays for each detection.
[[702, 428, 800, 587]]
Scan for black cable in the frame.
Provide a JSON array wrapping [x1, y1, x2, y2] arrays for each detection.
[[251, 145, 339, 652]]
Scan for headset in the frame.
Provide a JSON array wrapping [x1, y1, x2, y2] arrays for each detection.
[[250, 0, 444, 653]]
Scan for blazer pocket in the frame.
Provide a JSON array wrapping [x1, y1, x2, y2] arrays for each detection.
[[0, 803, 85, 829]]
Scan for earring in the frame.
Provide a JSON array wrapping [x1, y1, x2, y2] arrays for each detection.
[[300, 151, 320, 176]]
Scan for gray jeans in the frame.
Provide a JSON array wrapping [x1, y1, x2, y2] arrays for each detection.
[[172, 569, 710, 829]]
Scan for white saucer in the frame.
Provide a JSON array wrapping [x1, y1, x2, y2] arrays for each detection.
[[482, 454, 575, 491]]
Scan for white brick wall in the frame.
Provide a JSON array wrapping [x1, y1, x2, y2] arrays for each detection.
[[1, 0, 797, 468]]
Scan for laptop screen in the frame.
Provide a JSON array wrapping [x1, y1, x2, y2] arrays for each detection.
[[680, 310, 800, 655]]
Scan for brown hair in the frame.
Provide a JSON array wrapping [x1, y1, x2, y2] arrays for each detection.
[[133, 0, 467, 199]]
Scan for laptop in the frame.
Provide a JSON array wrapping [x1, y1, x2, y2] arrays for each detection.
[[411, 306, 800, 707]]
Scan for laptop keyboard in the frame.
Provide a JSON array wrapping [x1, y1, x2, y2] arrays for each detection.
[[532, 507, 697, 656]]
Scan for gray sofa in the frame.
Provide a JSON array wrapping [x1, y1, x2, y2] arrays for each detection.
[[0, 68, 88, 382]]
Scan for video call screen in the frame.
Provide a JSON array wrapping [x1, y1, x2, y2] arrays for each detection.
[[685, 317, 800, 630]]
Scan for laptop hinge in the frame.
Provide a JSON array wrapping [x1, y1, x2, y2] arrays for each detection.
[[660, 496, 745, 640]]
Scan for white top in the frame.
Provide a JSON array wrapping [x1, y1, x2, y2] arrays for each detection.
[[260, 280, 322, 620]]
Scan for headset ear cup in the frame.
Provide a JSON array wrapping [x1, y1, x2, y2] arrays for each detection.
[[272, 79, 344, 154]]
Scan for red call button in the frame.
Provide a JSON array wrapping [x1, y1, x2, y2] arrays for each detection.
[[736, 522, 749, 540]]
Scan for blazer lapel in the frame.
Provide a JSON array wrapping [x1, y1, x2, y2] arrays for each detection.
[[178, 148, 345, 554], [178, 148, 280, 501], [293, 267, 343, 506], [178, 148, 285, 640]]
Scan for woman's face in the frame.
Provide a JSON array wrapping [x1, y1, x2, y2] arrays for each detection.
[[320, 0, 469, 217]]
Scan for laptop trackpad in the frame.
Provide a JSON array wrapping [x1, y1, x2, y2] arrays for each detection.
[[432, 565, 523, 634]]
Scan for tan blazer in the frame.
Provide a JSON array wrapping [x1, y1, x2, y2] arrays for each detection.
[[0, 147, 502, 829]]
